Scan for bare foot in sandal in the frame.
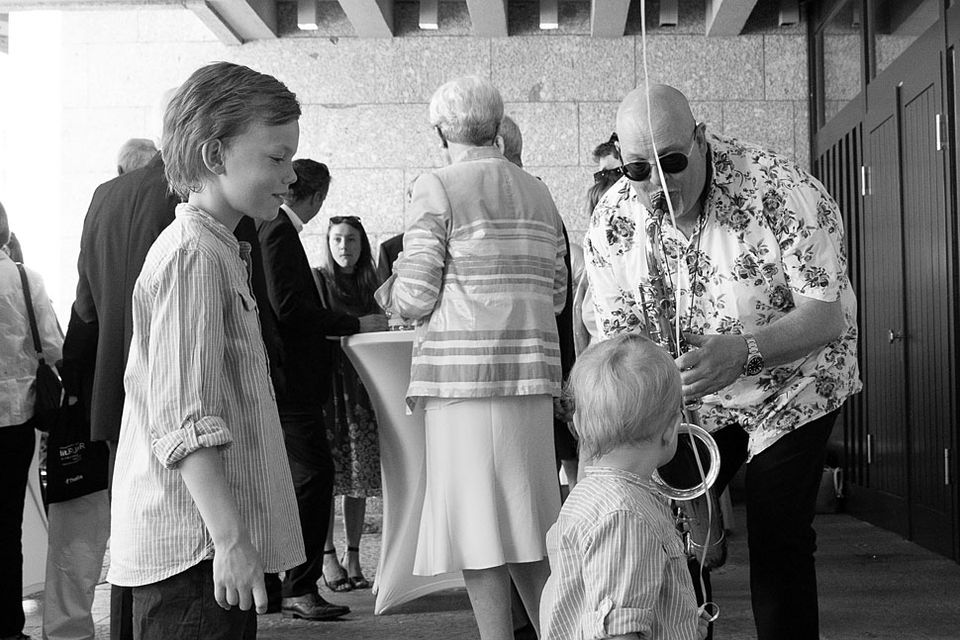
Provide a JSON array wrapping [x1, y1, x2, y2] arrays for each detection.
[[322, 547, 353, 592]]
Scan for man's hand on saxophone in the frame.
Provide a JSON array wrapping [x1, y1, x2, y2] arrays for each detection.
[[675, 332, 749, 401]]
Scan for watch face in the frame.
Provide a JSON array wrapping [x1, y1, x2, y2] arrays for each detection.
[[746, 356, 763, 376]]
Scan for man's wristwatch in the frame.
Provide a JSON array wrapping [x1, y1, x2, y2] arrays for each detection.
[[742, 333, 764, 376]]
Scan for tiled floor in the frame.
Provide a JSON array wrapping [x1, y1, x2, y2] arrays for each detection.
[[23, 504, 960, 639]]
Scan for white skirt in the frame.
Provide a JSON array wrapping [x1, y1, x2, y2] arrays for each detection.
[[413, 395, 561, 576]]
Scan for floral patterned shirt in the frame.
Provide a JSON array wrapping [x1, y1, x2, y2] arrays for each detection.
[[585, 132, 862, 458]]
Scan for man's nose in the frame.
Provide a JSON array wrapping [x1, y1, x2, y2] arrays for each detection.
[[647, 165, 665, 191]]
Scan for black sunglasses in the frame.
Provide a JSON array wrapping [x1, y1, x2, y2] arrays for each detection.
[[593, 168, 622, 184], [329, 215, 361, 224], [618, 129, 699, 183]]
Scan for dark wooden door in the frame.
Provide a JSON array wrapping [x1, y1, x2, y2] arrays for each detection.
[[860, 24, 956, 555], [815, 108, 868, 489], [898, 28, 955, 558], [861, 96, 911, 536]]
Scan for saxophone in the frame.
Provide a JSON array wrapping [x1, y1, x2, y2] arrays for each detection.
[[641, 191, 727, 570]]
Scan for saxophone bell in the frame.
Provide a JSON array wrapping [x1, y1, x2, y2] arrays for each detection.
[[651, 422, 720, 501]]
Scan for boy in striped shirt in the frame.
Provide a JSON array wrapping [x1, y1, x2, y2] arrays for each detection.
[[107, 62, 305, 638], [539, 334, 707, 640]]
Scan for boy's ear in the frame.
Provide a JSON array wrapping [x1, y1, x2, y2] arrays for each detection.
[[201, 139, 227, 175], [662, 416, 680, 447]]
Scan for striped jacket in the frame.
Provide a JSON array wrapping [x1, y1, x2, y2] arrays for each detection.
[[380, 146, 567, 406]]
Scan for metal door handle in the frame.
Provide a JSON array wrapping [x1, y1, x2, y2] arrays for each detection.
[[888, 329, 904, 343]]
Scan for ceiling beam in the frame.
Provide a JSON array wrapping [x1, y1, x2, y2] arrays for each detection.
[[337, 0, 393, 38], [589, 0, 628, 37], [465, 0, 506, 37], [704, 0, 759, 37], [887, 0, 938, 36], [185, 0, 276, 44], [185, 0, 242, 44]]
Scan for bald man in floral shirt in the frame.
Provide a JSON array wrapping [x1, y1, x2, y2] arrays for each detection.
[[584, 84, 860, 640]]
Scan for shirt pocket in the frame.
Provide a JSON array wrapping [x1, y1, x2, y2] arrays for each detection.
[[234, 285, 258, 314]]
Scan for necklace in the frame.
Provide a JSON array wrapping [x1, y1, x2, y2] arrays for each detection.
[[660, 212, 705, 335]]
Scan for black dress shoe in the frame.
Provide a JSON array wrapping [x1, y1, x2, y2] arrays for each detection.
[[281, 592, 350, 621]]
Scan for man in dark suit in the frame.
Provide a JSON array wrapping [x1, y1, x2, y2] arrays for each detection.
[[69, 152, 178, 446], [376, 232, 404, 283], [257, 159, 386, 620]]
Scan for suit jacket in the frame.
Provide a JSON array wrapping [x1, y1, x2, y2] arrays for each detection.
[[257, 211, 359, 413], [64, 153, 178, 441], [376, 232, 404, 283], [553, 223, 577, 460]]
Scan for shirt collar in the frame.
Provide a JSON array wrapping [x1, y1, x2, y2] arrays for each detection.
[[457, 145, 506, 164], [584, 466, 655, 489], [281, 203, 305, 233], [176, 203, 241, 251]]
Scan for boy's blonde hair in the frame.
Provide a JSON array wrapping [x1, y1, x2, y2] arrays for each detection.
[[162, 62, 301, 199], [567, 334, 681, 460]]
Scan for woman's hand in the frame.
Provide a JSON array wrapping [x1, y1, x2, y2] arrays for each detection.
[[358, 314, 389, 333]]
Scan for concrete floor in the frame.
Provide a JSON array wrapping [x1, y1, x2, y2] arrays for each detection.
[[22, 504, 960, 639]]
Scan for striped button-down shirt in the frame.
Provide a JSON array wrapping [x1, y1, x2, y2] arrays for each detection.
[[108, 203, 304, 587], [377, 146, 567, 407], [540, 467, 699, 640]]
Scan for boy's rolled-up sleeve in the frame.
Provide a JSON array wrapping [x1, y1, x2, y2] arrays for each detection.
[[152, 415, 232, 469], [579, 511, 664, 639], [146, 248, 234, 469]]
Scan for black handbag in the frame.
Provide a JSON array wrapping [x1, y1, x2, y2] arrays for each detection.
[[16, 263, 63, 431], [44, 397, 110, 504]]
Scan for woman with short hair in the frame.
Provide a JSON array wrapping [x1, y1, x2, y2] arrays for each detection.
[[378, 76, 567, 640]]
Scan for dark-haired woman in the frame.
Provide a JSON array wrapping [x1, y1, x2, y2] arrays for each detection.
[[316, 215, 387, 593]]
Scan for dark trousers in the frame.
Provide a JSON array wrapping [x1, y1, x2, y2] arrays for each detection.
[[685, 411, 838, 640], [272, 410, 336, 598], [131, 560, 255, 639], [0, 423, 36, 638], [107, 439, 134, 640]]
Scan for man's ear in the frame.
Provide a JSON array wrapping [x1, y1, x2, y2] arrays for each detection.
[[495, 135, 505, 154], [201, 139, 227, 175]]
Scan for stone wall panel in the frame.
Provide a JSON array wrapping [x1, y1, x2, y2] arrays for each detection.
[[723, 101, 797, 161], [637, 35, 764, 101], [304, 104, 438, 169], [503, 102, 578, 168], [321, 167, 405, 231], [529, 165, 595, 233], [84, 41, 226, 108], [492, 36, 634, 102], [764, 35, 807, 101], [578, 102, 619, 167], [62, 107, 151, 176]]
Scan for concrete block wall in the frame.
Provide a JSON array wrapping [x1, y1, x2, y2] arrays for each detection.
[[6, 0, 811, 316]]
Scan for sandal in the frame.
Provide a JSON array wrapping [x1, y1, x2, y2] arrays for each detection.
[[322, 548, 353, 593], [345, 546, 372, 589]]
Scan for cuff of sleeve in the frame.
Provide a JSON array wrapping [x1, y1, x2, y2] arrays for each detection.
[[152, 416, 233, 469], [581, 597, 650, 639]]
